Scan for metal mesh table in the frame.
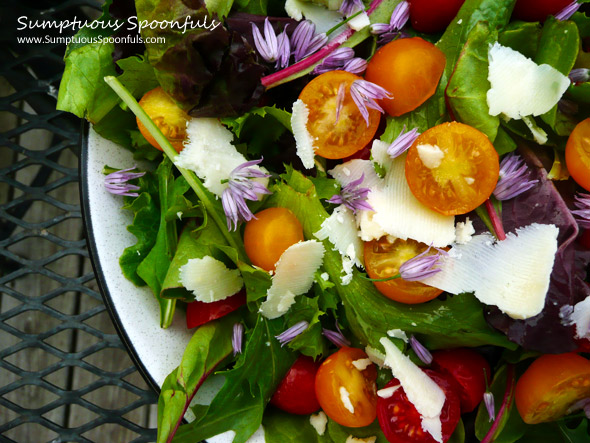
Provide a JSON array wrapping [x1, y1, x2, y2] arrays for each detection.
[[0, 1, 158, 441]]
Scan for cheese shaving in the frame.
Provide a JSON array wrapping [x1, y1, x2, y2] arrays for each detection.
[[314, 205, 364, 267], [309, 411, 328, 436], [352, 358, 372, 371], [291, 99, 317, 169], [377, 385, 400, 399], [180, 256, 243, 303], [387, 329, 409, 342], [339, 386, 355, 414]]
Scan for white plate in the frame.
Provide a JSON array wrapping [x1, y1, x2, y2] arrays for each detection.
[[81, 126, 265, 442]]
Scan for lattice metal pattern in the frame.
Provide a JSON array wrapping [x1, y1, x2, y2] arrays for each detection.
[[0, 1, 158, 441]]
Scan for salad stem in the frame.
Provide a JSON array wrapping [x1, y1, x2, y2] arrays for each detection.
[[481, 364, 516, 443], [104, 76, 242, 253], [485, 199, 506, 241]]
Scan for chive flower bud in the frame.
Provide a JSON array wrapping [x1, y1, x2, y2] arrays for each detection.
[[104, 166, 145, 197], [409, 335, 432, 365], [276, 321, 309, 346]]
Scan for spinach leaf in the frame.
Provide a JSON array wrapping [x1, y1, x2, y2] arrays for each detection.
[[173, 315, 297, 443], [262, 409, 330, 443], [498, 21, 541, 58], [447, 22, 500, 142], [157, 313, 237, 443], [494, 127, 518, 155], [233, 0, 268, 16]]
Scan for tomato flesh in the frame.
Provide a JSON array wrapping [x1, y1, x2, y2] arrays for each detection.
[[432, 348, 491, 413], [137, 86, 189, 152], [405, 121, 499, 215], [244, 207, 304, 271], [365, 37, 446, 117], [186, 290, 246, 329], [270, 356, 321, 415], [299, 71, 381, 159], [515, 353, 590, 424], [315, 347, 378, 427], [409, 0, 465, 33], [364, 236, 443, 304], [566, 118, 590, 192], [377, 370, 461, 443], [513, 0, 572, 22]]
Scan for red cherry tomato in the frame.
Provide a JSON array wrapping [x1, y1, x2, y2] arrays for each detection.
[[186, 290, 246, 329], [377, 370, 461, 443], [580, 230, 590, 249], [431, 348, 491, 413], [409, 0, 465, 33], [513, 0, 572, 22], [270, 356, 322, 415]]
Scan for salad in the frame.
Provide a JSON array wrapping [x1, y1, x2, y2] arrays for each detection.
[[57, 0, 590, 441]]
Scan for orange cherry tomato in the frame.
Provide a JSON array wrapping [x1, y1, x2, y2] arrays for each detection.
[[137, 86, 189, 152], [365, 37, 446, 117], [315, 347, 378, 427], [515, 353, 590, 424], [565, 118, 590, 192], [243, 207, 304, 271], [298, 71, 381, 159], [405, 121, 499, 215], [364, 236, 443, 304]]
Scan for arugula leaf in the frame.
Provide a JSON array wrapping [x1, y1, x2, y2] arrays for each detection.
[[285, 295, 327, 358], [221, 106, 292, 137], [173, 315, 297, 443], [272, 169, 516, 350], [447, 22, 500, 142], [157, 313, 237, 443]]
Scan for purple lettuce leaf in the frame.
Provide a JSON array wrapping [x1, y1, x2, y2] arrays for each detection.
[[483, 145, 590, 353]]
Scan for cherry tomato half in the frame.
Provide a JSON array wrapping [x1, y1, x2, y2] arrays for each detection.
[[299, 71, 381, 159], [513, 0, 572, 22], [566, 119, 590, 192], [186, 290, 246, 329], [365, 37, 446, 117], [432, 348, 491, 413], [409, 0, 465, 33], [244, 207, 304, 271], [270, 356, 322, 415], [405, 122, 499, 215], [377, 370, 461, 443], [515, 353, 590, 424], [137, 86, 189, 152], [315, 347, 378, 427], [364, 236, 443, 304]]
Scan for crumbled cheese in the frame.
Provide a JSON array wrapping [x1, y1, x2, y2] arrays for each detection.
[[330, 160, 382, 189], [423, 223, 559, 319], [314, 205, 364, 267], [341, 254, 355, 285], [365, 345, 386, 367], [387, 329, 409, 342], [345, 436, 376, 443], [523, 115, 549, 145], [348, 11, 370, 31], [457, 19, 463, 24], [487, 42, 570, 120], [454, 217, 475, 244], [380, 337, 445, 443], [175, 118, 267, 196], [259, 241, 325, 319], [464, 177, 475, 185], [352, 358, 372, 371], [570, 296, 590, 340], [377, 385, 400, 399], [176, 211, 183, 220], [340, 386, 355, 414], [416, 144, 445, 169], [321, 272, 330, 281], [309, 411, 328, 436], [291, 99, 318, 169], [285, 0, 343, 33], [180, 256, 243, 303], [370, 139, 391, 171]]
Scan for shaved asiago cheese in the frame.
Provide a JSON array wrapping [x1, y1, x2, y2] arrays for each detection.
[[259, 241, 325, 319], [455, 217, 475, 244], [416, 144, 444, 169], [314, 205, 364, 267], [348, 11, 370, 31], [370, 140, 391, 170], [377, 385, 400, 399], [180, 256, 243, 303], [352, 358, 372, 371], [365, 156, 456, 246], [487, 42, 570, 120], [309, 411, 328, 436], [523, 115, 549, 145], [570, 296, 590, 340], [365, 345, 386, 367], [291, 99, 317, 169], [340, 386, 355, 413], [175, 118, 267, 196], [381, 337, 445, 443], [285, 0, 343, 33], [329, 159, 381, 188], [387, 329, 409, 342], [422, 223, 559, 320]]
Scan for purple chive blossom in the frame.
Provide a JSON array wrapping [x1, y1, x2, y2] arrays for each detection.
[[104, 166, 145, 197], [493, 153, 539, 201], [342, 57, 368, 74], [291, 20, 328, 63], [387, 126, 420, 158], [339, 0, 364, 17], [322, 323, 351, 347], [335, 83, 346, 124], [328, 174, 374, 213], [555, 1, 581, 21], [572, 193, 590, 229], [251, 18, 291, 68], [221, 159, 271, 231], [483, 392, 495, 422], [569, 68, 590, 84], [399, 246, 446, 282], [232, 323, 244, 356], [276, 321, 309, 346], [371, 1, 410, 44], [313, 47, 368, 75], [409, 335, 432, 365], [350, 79, 393, 126], [558, 98, 579, 115]]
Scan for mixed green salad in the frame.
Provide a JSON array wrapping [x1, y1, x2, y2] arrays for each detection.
[[58, 0, 590, 441]]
